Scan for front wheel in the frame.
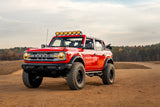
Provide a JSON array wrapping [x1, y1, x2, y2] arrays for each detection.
[[67, 62, 85, 90], [22, 71, 43, 88], [102, 63, 115, 85]]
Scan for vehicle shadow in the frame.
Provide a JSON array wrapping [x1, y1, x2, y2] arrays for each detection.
[[39, 82, 70, 91], [86, 81, 103, 86], [0, 81, 104, 93], [21, 81, 103, 91]]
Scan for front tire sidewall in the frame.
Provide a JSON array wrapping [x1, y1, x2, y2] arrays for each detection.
[[102, 64, 115, 85], [67, 62, 85, 90], [22, 71, 43, 88]]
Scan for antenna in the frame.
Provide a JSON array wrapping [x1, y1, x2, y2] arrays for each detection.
[[46, 29, 48, 46]]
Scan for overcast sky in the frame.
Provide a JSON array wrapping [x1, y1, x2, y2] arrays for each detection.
[[0, 0, 160, 48]]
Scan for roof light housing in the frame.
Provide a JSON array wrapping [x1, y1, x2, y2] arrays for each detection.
[[64, 31, 68, 35], [60, 32, 64, 35], [72, 31, 76, 35], [68, 31, 72, 35], [55, 31, 83, 36], [77, 31, 82, 35], [55, 32, 60, 36]]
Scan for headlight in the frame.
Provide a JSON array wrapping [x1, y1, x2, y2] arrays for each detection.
[[23, 53, 31, 60], [58, 52, 66, 60]]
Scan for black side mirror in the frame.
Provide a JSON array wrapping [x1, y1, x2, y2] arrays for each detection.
[[41, 44, 47, 48], [106, 44, 112, 50]]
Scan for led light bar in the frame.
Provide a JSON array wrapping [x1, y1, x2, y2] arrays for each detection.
[[55, 31, 82, 36]]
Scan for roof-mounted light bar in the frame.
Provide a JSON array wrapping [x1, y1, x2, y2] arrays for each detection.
[[55, 31, 82, 36]]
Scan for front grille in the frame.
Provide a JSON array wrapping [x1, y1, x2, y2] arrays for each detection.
[[27, 52, 59, 61]]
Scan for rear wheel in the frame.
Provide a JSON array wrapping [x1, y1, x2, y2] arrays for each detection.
[[22, 71, 43, 88], [67, 62, 85, 90], [102, 63, 115, 84]]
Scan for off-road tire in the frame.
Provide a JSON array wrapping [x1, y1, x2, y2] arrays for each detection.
[[22, 71, 43, 88], [67, 62, 85, 90], [102, 63, 115, 85]]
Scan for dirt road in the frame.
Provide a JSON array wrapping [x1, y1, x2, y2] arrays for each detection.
[[0, 62, 160, 107]]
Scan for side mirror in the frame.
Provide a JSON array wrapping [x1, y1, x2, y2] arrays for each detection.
[[106, 44, 112, 50], [41, 44, 47, 48]]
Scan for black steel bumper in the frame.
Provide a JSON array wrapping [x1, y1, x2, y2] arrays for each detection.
[[22, 63, 72, 71]]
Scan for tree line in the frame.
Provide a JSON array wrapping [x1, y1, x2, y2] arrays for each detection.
[[0, 47, 28, 60], [0, 43, 159, 61], [112, 43, 160, 61]]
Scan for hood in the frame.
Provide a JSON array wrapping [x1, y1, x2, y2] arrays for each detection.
[[26, 47, 83, 52]]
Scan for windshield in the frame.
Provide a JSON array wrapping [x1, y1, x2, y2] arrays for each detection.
[[49, 37, 83, 48]]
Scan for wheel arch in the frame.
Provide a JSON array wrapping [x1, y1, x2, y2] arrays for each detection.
[[103, 58, 114, 70], [69, 56, 85, 67]]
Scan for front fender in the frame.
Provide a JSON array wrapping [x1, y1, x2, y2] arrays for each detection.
[[69, 55, 85, 67], [103, 58, 114, 70]]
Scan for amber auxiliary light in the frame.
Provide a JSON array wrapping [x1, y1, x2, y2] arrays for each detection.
[[55, 31, 82, 36]]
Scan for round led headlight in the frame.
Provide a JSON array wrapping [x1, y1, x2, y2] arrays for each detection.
[[68, 31, 72, 35], [58, 52, 65, 60], [60, 32, 64, 35], [55, 32, 60, 36], [64, 31, 68, 35], [73, 31, 76, 35], [77, 31, 82, 35], [23, 53, 31, 60]]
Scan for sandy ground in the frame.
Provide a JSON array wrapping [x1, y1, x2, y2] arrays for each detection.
[[0, 62, 160, 107]]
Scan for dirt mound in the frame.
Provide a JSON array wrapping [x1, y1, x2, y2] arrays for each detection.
[[154, 61, 160, 64], [0, 60, 23, 75], [114, 62, 151, 69]]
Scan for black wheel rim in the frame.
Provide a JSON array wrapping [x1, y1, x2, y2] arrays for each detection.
[[109, 69, 114, 81], [30, 73, 41, 83], [77, 70, 83, 84]]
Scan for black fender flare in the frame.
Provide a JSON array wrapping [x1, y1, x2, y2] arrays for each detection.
[[69, 56, 85, 67], [103, 58, 114, 70]]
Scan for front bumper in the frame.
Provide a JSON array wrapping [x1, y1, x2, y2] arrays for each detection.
[[22, 63, 72, 71]]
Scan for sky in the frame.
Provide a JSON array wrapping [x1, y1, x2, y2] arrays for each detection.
[[0, 0, 160, 48]]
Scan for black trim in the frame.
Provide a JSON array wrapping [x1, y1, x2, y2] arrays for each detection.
[[103, 58, 113, 70], [69, 56, 85, 67], [22, 63, 72, 71]]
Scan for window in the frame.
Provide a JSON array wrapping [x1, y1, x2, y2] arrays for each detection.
[[85, 38, 94, 49], [49, 37, 83, 48], [52, 39, 61, 47], [95, 40, 103, 51]]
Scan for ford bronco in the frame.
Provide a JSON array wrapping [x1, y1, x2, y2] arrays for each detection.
[[22, 31, 115, 90]]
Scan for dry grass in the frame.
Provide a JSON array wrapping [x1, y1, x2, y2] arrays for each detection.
[[114, 62, 150, 69], [0, 60, 23, 75]]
